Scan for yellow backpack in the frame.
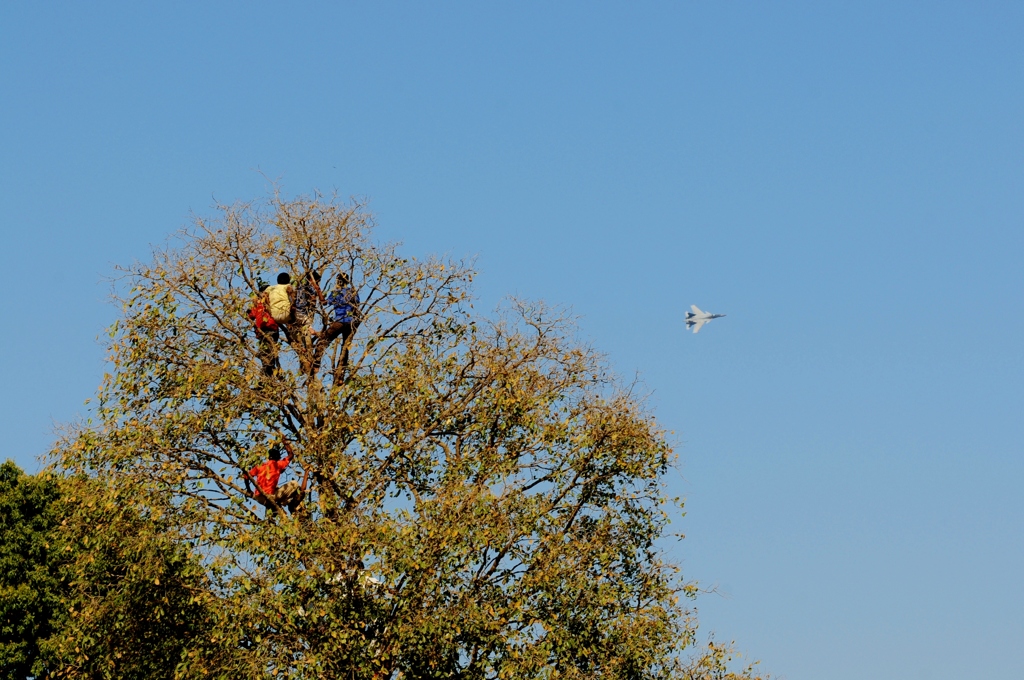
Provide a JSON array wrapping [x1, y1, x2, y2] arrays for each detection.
[[266, 284, 292, 323]]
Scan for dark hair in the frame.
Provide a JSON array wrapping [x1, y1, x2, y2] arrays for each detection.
[[309, 270, 322, 284], [277, 272, 291, 285], [268, 445, 282, 461], [337, 272, 351, 286]]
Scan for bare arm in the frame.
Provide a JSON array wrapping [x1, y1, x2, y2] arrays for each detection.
[[313, 279, 327, 304], [281, 439, 310, 494]]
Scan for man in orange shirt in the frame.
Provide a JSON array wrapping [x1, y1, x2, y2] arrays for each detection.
[[246, 440, 305, 515]]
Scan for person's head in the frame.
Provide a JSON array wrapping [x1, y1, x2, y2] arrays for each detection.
[[268, 445, 282, 461], [309, 270, 322, 284], [277, 272, 291, 285], [336, 272, 351, 287]]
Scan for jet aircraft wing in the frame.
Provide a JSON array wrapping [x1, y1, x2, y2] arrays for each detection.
[[690, 319, 707, 334], [690, 304, 704, 315]]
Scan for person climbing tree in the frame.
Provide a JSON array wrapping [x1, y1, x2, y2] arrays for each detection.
[[316, 271, 360, 373], [265, 272, 295, 326], [293, 270, 325, 374], [245, 440, 306, 516], [294, 270, 324, 334], [247, 284, 280, 377]]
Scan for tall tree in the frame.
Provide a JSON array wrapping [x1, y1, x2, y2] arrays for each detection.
[[54, 192, 765, 679]]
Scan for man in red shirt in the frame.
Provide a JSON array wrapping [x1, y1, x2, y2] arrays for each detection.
[[246, 440, 305, 515]]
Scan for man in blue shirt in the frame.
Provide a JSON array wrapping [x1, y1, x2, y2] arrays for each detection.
[[315, 272, 360, 375]]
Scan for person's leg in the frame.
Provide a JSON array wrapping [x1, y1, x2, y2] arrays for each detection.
[[286, 486, 305, 514], [295, 313, 313, 347], [256, 328, 280, 377], [274, 480, 303, 514], [339, 321, 355, 367], [321, 321, 346, 346], [252, 493, 279, 520], [288, 311, 317, 375], [313, 320, 344, 370], [330, 321, 359, 388], [285, 481, 304, 513], [269, 328, 281, 376], [318, 320, 344, 348]]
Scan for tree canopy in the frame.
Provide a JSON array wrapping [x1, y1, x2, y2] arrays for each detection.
[[42, 192, 765, 679]]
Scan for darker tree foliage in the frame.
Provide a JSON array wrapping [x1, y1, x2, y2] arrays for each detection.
[[0, 461, 61, 680], [0, 461, 212, 680]]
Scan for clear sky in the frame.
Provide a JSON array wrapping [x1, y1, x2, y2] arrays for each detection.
[[2, 3, 1022, 678]]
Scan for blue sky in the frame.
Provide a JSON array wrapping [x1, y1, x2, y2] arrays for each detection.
[[2, 3, 1022, 678]]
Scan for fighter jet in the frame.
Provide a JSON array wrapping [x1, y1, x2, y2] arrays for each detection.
[[685, 305, 725, 334]]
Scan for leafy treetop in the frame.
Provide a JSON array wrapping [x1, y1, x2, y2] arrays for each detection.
[[53, 192, 765, 679]]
